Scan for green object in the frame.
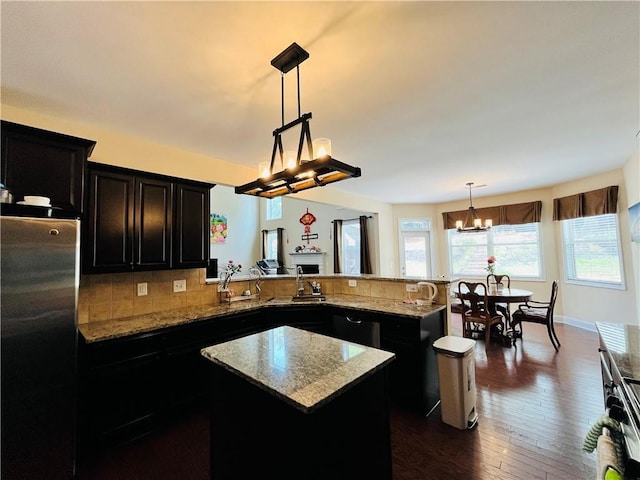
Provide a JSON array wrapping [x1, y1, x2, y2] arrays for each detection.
[[605, 466, 622, 480]]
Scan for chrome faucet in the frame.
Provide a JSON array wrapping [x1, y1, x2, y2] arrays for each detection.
[[296, 266, 304, 296], [248, 266, 262, 297]]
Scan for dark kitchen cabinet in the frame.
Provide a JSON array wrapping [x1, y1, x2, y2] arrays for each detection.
[[78, 331, 165, 452], [78, 304, 446, 454], [380, 309, 445, 414], [1, 120, 96, 215], [83, 162, 212, 273], [78, 311, 268, 453], [174, 182, 210, 269]]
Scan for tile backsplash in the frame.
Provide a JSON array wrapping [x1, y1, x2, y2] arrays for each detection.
[[78, 269, 216, 324], [79, 272, 448, 324]]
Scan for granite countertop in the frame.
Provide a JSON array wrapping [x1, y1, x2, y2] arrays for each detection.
[[200, 325, 395, 413], [596, 322, 640, 379], [205, 273, 458, 284], [79, 294, 446, 343]]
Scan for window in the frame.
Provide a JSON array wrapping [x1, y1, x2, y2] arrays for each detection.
[[398, 218, 431, 278], [341, 220, 360, 274], [448, 223, 542, 278], [265, 230, 278, 259], [266, 197, 282, 220], [562, 214, 623, 288]]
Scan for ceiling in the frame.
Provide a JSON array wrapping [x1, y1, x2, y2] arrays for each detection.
[[1, 1, 638, 204]]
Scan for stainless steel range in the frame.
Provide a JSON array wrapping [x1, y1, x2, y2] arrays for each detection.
[[597, 322, 640, 479]]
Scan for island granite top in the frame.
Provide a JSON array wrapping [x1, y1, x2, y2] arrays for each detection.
[[200, 325, 395, 414], [596, 322, 640, 380]]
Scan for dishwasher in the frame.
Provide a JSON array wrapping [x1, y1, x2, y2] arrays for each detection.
[[331, 313, 381, 348]]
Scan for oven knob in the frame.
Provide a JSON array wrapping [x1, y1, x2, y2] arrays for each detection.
[[606, 394, 622, 409], [609, 404, 628, 423]]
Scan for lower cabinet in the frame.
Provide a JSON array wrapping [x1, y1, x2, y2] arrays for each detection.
[[78, 332, 165, 452], [78, 311, 268, 454], [78, 305, 446, 454], [380, 309, 445, 414]]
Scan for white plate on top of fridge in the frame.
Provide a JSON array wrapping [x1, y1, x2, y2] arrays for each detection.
[[18, 195, 51, 207]]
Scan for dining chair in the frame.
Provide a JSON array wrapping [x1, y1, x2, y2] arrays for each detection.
[[486, 274, 512, 319], [486, 274, 511, 290], [457, 281, 505, 347], [510, 280, 560, 351]]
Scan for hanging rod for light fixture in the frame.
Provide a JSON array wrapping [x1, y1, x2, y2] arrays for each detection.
[[235, 42, 361, 198], [456, 182, 492, 232]]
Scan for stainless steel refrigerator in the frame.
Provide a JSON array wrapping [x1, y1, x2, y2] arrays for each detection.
[[1, 215, 79, 479]]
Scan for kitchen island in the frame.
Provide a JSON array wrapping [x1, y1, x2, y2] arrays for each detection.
[[201, 325, 396, 479]]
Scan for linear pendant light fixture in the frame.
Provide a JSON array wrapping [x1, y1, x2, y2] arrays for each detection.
[[456, 182, 492, 232], [235, 42, 361, 198]]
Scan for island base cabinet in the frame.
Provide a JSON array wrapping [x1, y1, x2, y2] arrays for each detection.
[[208, 364, 393, 480]]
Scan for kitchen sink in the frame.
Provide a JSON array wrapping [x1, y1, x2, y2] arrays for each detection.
[[291, 294, 326, 302]]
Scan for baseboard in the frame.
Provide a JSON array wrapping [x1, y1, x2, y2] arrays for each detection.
[[555, 315, 597, 332]]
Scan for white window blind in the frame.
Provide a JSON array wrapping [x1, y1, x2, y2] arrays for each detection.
[[448, 223, 542, 278], [562, 214, 623, 287]]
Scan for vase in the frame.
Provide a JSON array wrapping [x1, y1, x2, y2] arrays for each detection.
[[222, 272, 234, 291]]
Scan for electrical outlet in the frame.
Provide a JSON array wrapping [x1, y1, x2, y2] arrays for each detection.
[[406, 284, 418, 293], [348, 280, 357, 287], [137, 282, 148, 296], [173, 279, 186, 293]]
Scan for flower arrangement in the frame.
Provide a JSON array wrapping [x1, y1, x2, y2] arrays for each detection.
[[294, 245, 321, 253], [486, 256, 496, 274], [221, 260, 242, 291]]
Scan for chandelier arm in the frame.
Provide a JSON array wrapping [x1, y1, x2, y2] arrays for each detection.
[[273, 112, 312, 136], [270, 136, 279, 174], [281, 72, 285, 127], [277, 137, 284, 171], [296, 63, 301, 119], [296, 127, 305, 166], [303, 119, 313, 161]]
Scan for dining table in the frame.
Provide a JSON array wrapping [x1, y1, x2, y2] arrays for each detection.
[[453, 285, 533, 340]]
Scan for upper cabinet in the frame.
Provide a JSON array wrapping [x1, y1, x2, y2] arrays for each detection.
[[1, 120, 96, 216], [174, 183, 210, 269], [83, 162, 213, 274]]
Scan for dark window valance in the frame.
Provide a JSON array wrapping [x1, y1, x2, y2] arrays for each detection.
[[552, 186, 618, 221], [442, 201, 542, 230]]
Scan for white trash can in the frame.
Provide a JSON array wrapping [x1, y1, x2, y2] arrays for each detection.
[[433, 336, 478, 430]]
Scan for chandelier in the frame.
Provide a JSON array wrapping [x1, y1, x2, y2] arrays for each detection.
[[235, 42, 361, 198], [456, 182, 492, 232]]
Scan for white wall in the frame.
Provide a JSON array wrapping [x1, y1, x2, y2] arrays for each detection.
[[209, 185, 261, 276], [623, 152, 640, 319], [261, 196, 377, 273]]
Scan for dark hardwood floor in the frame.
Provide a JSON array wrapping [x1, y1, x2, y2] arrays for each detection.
[[76, 316, 603, 479]]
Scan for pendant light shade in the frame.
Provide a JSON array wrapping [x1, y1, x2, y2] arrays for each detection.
[[235, 43, 361, 198], [456, 182, 492, 232]]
